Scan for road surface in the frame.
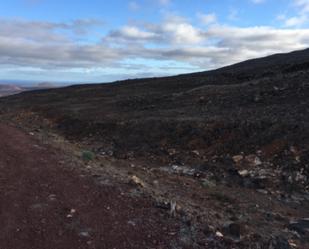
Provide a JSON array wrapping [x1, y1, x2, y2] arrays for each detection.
[[0, 123, 179, 249]]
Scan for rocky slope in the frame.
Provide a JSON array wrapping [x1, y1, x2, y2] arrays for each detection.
[[0, 48, 308, 248]]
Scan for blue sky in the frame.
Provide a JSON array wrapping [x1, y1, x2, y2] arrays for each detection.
[[0, 0, 308, 85]]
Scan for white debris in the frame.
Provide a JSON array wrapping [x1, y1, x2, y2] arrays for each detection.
[[238, 170, 249, 177], [130, 175, 145, 187], [216, 231, 224, 237]]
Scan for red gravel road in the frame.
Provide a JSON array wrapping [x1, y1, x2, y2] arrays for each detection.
[[0, 124, 180, 249]]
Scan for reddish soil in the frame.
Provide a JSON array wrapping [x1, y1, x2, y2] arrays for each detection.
[[0, 123, 180, 249]]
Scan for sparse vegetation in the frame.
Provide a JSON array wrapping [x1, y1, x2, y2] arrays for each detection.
[[201, 179, 216, 188], [82, 150, 95, 162]]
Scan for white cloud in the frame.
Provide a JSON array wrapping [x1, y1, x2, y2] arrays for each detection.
[[108, 15, 205, 45], [198, 13, 217, 26], [160, 16, 204, 44], [280, 0, 309, 27], [294, 0, 309, 13], [1, 16, 309, 77], [108, 26, 157, 41], [285, 15, 307, 26]]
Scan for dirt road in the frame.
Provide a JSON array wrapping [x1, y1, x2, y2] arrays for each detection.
[[0, 123, 180, 249]]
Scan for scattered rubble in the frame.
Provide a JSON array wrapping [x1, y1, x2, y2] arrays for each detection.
[[288, 218, 309, 237], [130, 175, 145, 187]]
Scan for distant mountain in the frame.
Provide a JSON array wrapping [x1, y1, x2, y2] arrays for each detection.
[[0, 82, 57, 97], [0, 84, 24, 97], [36, 82, 56, 88]]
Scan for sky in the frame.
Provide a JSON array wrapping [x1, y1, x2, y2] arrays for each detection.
[[0, 0, 309, 85]]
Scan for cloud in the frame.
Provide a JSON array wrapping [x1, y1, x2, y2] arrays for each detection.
[[1, 15, 309, 80], [157, 15, 204, 44], [0, 18, 117, 69], [294, 0, 309, 13], [285, 15, 307, 27], [107, 15, 205, 45], [0, 18, 103, 42], [280, 0, 309, 27], [108, 26, 158, 41], [197, 13, 217, 26]]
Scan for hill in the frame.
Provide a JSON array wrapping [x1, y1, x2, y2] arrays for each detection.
[[0, 48, 308, 248], [0, 84, 24, 96], [0, 83, 57, 97], [1, 48, 308, 162]]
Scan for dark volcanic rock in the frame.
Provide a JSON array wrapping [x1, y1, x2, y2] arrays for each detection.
[[222, 222, 244, 239], [267, 236, 292, 249], [0, 48, 309, 248], [288, 218, 309, 237]]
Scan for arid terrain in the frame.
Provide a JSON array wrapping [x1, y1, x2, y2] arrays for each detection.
[[0, 83, 56, 97], [0, 48, 308, 248], [0, 84, 24, 97]]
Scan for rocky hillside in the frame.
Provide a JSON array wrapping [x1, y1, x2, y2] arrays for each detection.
[[0, 48, 308, 248], [1, 48, 308, 193]]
